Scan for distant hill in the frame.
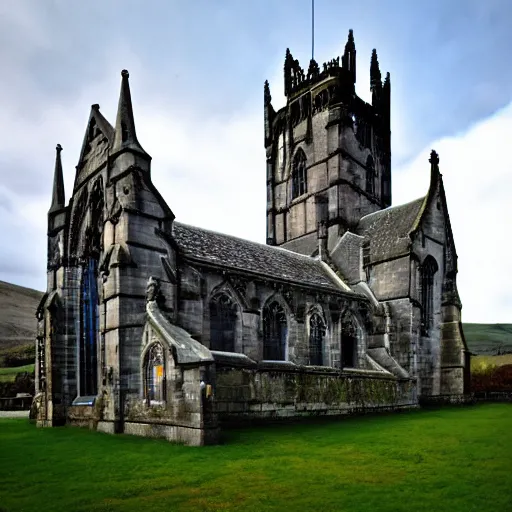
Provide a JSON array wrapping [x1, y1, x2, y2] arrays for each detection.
[[0, 280, 43, 364], [463, 323, 512, 356], [0, 279, 509, 363]]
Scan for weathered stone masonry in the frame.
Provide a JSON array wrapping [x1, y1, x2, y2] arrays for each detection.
[[33, 31, 468, 446]]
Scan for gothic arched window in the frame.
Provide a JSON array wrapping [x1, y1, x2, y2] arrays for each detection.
[[365, 155, 375, 195], [80, 258, 99, 396], [263, 301, 287, 360], [210, 293, 238, 352], [144, 343, 166, 405], [309, 313, 326, 365], [421, 256, 438, 336], [341, 315, 358, 368], [291, 149, 307, 199]]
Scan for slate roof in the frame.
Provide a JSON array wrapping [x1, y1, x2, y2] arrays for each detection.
[[356, 197, 425, 264], [172, 222, 349, 293]]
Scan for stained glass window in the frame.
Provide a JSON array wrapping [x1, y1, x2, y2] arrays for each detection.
[[80, 258, 99, 396]]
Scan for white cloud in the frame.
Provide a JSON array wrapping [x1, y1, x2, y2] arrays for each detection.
[[394, 102, 512, 323], [0, 10, 509, 324]]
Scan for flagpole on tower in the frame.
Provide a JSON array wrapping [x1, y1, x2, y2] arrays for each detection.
[[312, 0, 315, 61]]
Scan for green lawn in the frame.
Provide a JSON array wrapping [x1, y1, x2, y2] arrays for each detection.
[[0, 404, 511, 512], [0, 364, 34, 383]]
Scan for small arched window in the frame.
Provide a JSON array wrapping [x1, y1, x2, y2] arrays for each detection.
[[144, 343, 166, 405], [309, 313, 326, 365], [263, 301, 287, 360], [341, 315, 358, 368], [210, 293, 238, 352], [365, 155, 375, 195], [292, 149, 307, 199], [421, 256, 438, 336]]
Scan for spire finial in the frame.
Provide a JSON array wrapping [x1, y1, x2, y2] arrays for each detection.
[[112, 69, 148, 157], [342, 29, 356, 84], [370, 49, 381, 90], [429, 149, 439, 169], [49, 144, 65, 213]]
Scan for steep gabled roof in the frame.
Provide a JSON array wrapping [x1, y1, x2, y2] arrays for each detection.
[[172, 222, 351, 294], [356, 197, 425, 264]]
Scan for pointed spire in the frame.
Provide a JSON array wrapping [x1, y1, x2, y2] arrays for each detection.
[[49, 144, 65, 213], [284, 48, 293, 96], [307, 58, 320, 81], [264, 80, 272, 106], [384, 71, 390, 88], [345, 29, 355, 52], [342, 29, 356, 84], [370, 49, 382, 91], [112, 69, 148, 157]]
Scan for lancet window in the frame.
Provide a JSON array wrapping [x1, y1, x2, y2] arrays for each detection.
[[421, 256, 438, 336], [263, 301, 287, 361], [144, 343, 166, 405], [365, 155, 375, 195], [80, 258, 99, 396], [209, 293, 238, 352], [309, 313, 326, 365], [341, 315, 358, 368], [291, 149, 307, 199]]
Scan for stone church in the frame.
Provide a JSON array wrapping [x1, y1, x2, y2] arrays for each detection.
[[34, 30, 469, 445]]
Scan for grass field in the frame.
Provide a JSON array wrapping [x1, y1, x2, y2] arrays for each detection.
[[0, 364, 34, 383], [0, 404, 511, 512]]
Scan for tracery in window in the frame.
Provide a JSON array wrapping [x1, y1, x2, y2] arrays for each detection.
[[210, 293, 238, 352], [309, 313, 326, 365], [341, 314, 358, 368], [365, 155, 375, 195], [144, 343, 166, 405], [291, 149, 307, 199], [421, 256, 438, 336], [263, 301, 287, 360]]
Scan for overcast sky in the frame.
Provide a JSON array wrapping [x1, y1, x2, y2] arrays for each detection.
[[0, 0, 510, 323]]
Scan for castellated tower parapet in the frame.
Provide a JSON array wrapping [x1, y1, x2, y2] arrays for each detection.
[[264, 29, 391, 257]]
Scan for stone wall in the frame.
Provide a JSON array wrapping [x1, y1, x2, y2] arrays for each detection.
[[213, 360, 416, 426]]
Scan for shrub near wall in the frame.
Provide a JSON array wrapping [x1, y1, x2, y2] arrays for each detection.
[[0, 372, 35, 399], [471, 364, 512, 393]]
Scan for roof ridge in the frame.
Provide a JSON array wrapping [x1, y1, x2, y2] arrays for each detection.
[[359, 196, 425, 223]]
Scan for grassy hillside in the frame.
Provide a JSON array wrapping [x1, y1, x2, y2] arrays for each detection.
[[0, 278, 510, 365], [463, 323, 512, 355], [0, 280, 43, 366]]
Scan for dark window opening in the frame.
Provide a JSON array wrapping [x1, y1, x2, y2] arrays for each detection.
[[292, 149, 307, 199], [210, 294, 238, 352], [341, 315, 358, 368], [263, 301, 287, 360], [421, 256, 438, 336], [144, 343, 166, 405], [80, 258, 99, 396], [365, 155, 375, 195], [309, 313, 325, 365]]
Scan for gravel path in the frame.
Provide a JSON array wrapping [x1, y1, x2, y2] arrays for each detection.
[[0, 410, 29, 418]]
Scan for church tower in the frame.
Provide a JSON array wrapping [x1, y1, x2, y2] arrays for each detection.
[[264, 30, 391, 256]]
